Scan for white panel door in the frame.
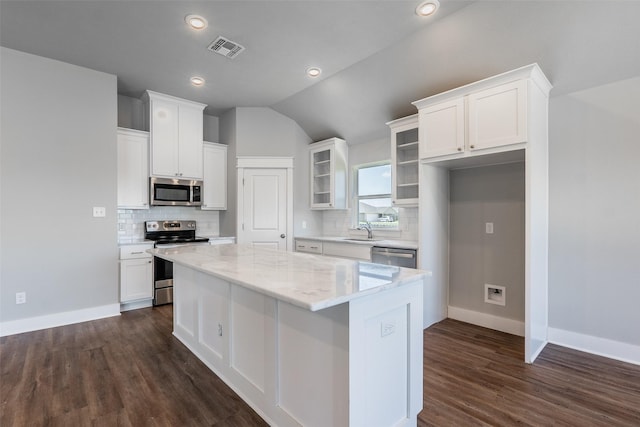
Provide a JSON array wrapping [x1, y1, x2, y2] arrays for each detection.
[[240, 168, 288, 250]]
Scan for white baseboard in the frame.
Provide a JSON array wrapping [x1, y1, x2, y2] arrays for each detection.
[[447, 305, 525, 337], [0, 303, 121, 337], [548, 327, 640, 366], [120, 299, 153, 312]]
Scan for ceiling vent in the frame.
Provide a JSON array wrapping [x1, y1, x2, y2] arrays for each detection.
[[207, 36, 245, 59]]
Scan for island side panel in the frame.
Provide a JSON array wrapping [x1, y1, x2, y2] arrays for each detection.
[[275, 301, 349, 426], [349, 280, 424, 427]]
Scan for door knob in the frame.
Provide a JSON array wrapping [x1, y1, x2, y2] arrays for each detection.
[[280, 234, 286, 238]]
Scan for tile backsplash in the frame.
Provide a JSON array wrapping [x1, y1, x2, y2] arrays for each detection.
[[322, 207, 419, 241], [118, 207, 220, 239]]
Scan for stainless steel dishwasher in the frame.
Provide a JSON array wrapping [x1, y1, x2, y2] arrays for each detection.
[[371, 246, 417, 269]]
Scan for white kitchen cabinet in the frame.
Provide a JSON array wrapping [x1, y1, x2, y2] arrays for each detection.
[[414, 68, 536, 161], [467, 79, 527, 151], [117, 128, 149, 209], [295, 239, 323, 254], [418, 98, 465, 159], [388, 114, 420, 206], [119, 244, 153, 304], [142, 90, 206, 179], [201, 142, 227, 210], [309, 137, 348, 210]]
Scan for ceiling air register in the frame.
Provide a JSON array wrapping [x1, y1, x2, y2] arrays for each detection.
[[207, 36, 245, 59]]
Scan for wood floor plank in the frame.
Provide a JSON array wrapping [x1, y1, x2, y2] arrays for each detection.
[[2, 308, 639, 426]]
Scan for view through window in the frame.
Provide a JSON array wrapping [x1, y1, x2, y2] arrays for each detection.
[[356, 163, 398, 229]]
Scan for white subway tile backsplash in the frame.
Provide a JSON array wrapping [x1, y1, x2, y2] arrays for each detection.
[[117, 207, 220, 239]]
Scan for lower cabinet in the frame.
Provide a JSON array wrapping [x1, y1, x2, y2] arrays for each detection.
[[119, 244, 153, 304]]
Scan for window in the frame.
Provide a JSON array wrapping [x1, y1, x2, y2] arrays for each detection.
[[356, 163, 398, 229]]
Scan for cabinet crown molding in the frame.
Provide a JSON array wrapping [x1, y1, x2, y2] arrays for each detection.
[[142, 89, 207, 110], [412, 63, 552, 109]]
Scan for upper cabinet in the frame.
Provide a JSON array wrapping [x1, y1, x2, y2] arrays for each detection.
[[142, 90, 206, 179], [388, 115, 419, 206], [202, 142, 227, 210], [309, 137, 348, 210], [413, 64, 551, 161], [117, 128, 149, 209]]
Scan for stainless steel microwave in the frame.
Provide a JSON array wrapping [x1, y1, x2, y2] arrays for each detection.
[[150, 177, 202, 206]]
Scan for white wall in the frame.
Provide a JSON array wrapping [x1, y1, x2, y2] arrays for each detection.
[[0, 47, 118, 328], [548, 76, 640, 348]]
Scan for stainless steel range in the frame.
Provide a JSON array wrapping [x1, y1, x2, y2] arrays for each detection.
[[144, 220, 210, 305]]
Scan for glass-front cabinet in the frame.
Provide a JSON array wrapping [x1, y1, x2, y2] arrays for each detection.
[[388, 114, 419, 206], [309, 137, 348, 209]]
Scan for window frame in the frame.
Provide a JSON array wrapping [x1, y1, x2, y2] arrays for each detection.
[[352, 161, 398, 230]]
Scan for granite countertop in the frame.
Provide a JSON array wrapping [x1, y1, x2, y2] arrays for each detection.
[[295, 236, 418, 250], [149, 244, 429, 312]]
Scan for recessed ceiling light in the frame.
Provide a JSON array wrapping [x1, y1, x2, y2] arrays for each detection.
[[415, 0, 440, 17], [185, 14, 208, 30], [307, 67, 322, 78], [190, 76, 205, 86]]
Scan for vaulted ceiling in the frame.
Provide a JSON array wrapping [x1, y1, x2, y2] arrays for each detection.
[[2, 1, 639, 144]]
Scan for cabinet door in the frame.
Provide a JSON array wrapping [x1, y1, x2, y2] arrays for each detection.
[[178, 104, 204, 179], [391, 121, 419, 206], [468, 80, 527, 151], [202, 143, 227, 210], [117, 130, 149, 209], [120, 258, 153, 302], [310, 146, 334, 209], [419, 98, 465, 159], [150, 99, 179, 177]]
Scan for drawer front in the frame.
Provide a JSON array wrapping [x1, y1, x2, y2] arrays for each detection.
[[295, 240, 323, 254], [120, 244, 153, 260]]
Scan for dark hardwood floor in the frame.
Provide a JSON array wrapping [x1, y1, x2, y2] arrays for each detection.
[[2, 307, 639, 426], [419, 319, 640, 427], [0, 305, 267, 426]]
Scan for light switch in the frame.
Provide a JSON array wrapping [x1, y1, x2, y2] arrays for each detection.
[[93, 207, 106, 217], [485, 222, 494, 234]]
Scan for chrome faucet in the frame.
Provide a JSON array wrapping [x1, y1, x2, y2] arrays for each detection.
[[357, 222, 373, 240]]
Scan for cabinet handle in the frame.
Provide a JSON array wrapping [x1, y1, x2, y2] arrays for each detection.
[[148, 260, 152, 264], [310, 246, 318, 249], [131, 251, 143, 254], [218, 323, 223, 337], [457, 147, 462, 152], [470, 145, 475, 149], [280, 234, 286, 238]]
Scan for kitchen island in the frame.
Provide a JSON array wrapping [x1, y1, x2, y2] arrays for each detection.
[[149, 244, 429, 427]]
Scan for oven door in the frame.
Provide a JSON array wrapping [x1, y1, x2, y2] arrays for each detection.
[[152, 241, 210, 306]]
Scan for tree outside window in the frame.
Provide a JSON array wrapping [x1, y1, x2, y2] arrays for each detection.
[[356, 163, 398, 229]]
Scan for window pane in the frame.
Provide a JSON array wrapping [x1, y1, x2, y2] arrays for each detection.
[[358, 197, 398, 229], [358, 164, 391, 196]]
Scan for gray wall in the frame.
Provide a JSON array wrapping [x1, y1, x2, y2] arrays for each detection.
[[219, 107, 320, 238], [321, 136, 420, 240], [1, 47, 118, 322], [449, 162, 525, 321], [549, 77, 640, 345]]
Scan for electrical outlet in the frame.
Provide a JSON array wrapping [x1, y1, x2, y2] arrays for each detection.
[[302, 220, 307, 229], [93, 207, 106, 217], [485, 222, 494, 234], [16, 292, 26, 304], [381, 321, 395, 337]]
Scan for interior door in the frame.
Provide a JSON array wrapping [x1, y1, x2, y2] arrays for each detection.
[[240, 168, 288, 250]]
